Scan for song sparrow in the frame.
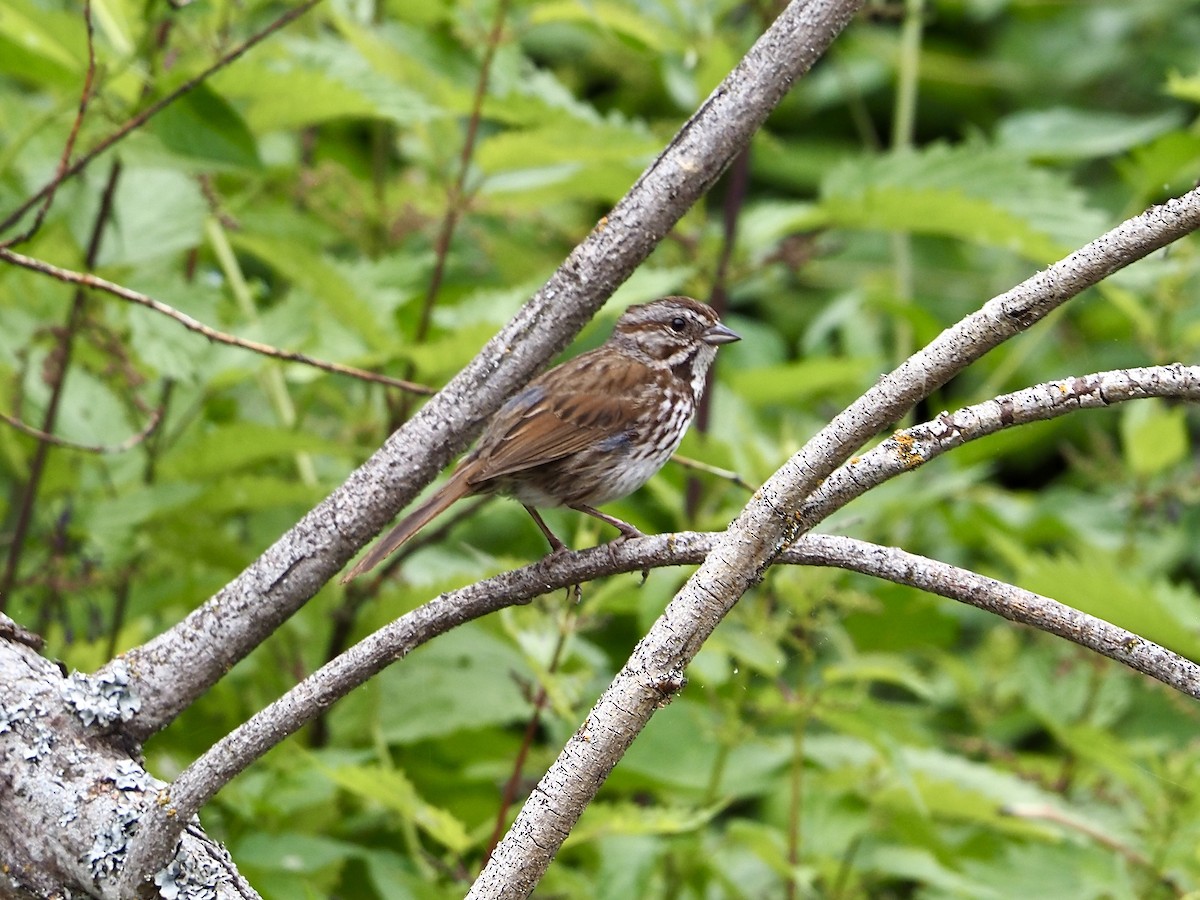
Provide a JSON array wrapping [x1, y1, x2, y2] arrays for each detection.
[[342, 296, 740, 581]]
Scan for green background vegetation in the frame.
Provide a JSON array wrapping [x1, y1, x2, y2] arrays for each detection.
[[3, 0, 1200, 896]]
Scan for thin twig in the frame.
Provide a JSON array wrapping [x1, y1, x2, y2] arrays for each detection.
[[0, 0, 325, 237], [0, 161, 123, 609], [672, 453, 754, 491], [0, 398, 166, 454], [0, 0, 97, 248], [392, 0, 511, 424], [416, 0, 512, 345], [0, 247, 434, 395]]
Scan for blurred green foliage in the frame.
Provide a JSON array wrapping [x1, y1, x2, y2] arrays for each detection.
[[2, 0, 1200, 896]]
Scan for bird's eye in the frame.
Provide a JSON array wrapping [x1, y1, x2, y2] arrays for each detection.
[[670, 316, 687, 333]]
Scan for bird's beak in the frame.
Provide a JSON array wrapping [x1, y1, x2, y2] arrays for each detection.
[[702, 322, 741, 345]]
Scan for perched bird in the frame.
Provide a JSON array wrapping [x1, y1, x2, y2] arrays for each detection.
[[342, 296, 740, 581]]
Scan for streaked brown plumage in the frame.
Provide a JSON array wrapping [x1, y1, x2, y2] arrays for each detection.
[[342, 296, 739, 582]]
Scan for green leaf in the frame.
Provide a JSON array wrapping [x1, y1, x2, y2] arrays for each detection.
[[228, 232, 384, 342], [824, 655, 937, 701], [820, 142, 1107, 260], [1014, 547, 1200, 660], [234, 832, 357, 875], [727, 358, 870, 407], [377, 623, 532, 744], [995, 107, 1182, 160], [210, 36, 440, 130], [162, 423, 344, 479], [593, 835, 662, 900], [1120, 398, 1189, 476], [91, 168, 207, 266], [150, 83, 261, 169], [528, 2, 669, 52], [0, 0, 84, 87], [324, 764, 471, 853], [564, 800, 726, 847], [616, 701, 791, 796], [1165, 69, 1200, 103]]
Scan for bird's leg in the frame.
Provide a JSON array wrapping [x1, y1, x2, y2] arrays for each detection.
[[523, 505, 582, 602], [523, 505, 570, 554], [571, 504, 650, 583], [570, 505, 645, 541]]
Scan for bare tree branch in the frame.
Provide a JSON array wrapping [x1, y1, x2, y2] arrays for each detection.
[[0, 247, 434, 396], [800, 363, 1200, 527], [470, 186, 1200, 896], [799, 534, 1200, 699], [0, 639, 260, 899]]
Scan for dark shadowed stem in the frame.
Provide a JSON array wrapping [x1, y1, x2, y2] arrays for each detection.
[[0, 161, 121, 610], [484, 624, 570, 863], [688, 147, 751, 518], [391, 0, 512, 429], [0, 0, 96, 249], [417, 0, 512, 345]]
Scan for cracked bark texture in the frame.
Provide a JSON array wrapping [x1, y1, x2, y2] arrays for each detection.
[[0, 626, 257, 899]]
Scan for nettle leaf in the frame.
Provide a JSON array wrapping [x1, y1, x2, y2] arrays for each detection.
[[1165, 70, 1200, 103], [89, 168, 207, 266], [22, 365, 131, 447], [1013, 547, 1200, 660], [616, 700, 791, 796], [995, 107, 1182, 161], [194, 475, 324, 514], [162, 423, 344, 479], [376, 623, 533, 744], [234, 832, 357, 875], [528, 1, 670, 52], [477, 119, 657, 170], [83, 482, 206, 556], [330, 15, 475, 112], [823, 655, 937, 701], [1119, 398, 1190, 477], [149, 83, 261, 170], [228, 233, 383, 343], [324, 763, 471, 853], [727, 358, 871, 408], [0, 0, 84, 88], [210, 36, 440, 131], [564, 800, 727, 847], [592, 836, 662, 900], [820, 142, 1107, 260]]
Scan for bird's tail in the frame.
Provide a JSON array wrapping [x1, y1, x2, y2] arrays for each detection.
[[341, 475, 472, 582]]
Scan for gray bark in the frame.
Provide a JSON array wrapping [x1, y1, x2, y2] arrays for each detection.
[[0, 624, 258, 899]]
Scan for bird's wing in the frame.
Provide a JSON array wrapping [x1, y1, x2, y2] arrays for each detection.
[[466, 356, 650, 484]]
